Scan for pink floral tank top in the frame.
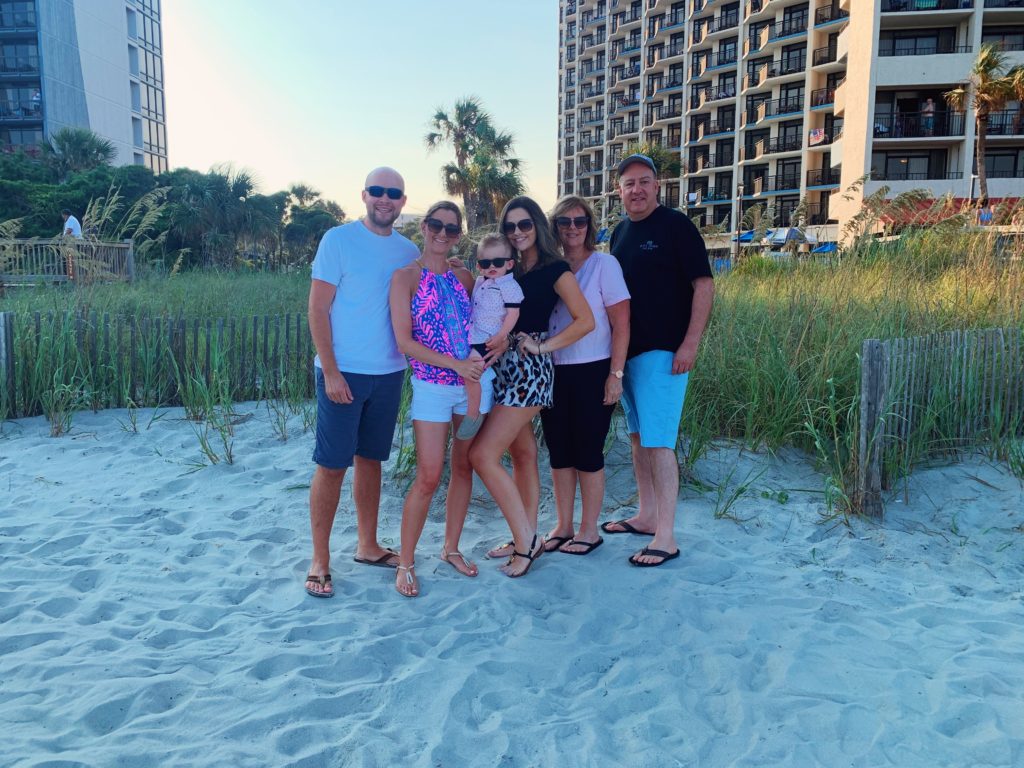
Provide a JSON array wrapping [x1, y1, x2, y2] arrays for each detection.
[[410, 268, 471, 385]]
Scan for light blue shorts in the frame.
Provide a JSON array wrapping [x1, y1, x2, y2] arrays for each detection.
[[621, 350, 689, 449], [410, 368, 494, 423]]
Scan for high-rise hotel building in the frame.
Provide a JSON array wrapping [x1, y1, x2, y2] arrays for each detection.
[[557, 0, 1024, 232], [1, 0, 168, 172]]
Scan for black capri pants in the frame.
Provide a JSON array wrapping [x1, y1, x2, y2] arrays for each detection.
[[540, 358, 615, 473]]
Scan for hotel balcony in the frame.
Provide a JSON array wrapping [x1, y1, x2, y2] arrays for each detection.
[[812, 43, 842, 71], [810, 85, 836, 109], [745, 0, 781, 21], [649, 10, 686, 42], [611, 64, 641, 86], [870, 169, 963, 181], [581, 111, 606, 126], [986, 110, 1024, 138], [612, 39, 643, 58], [806, 167, 841, 187], [711, 49, 739, 70], [649, 102, 683, 124], [694, 187, 733, 205], [751, 96, 805, 126], [814, 3, 850, 27], [984, 0, 1024, 7], [0, 4, 36, 34], [609, 6, 642, 35], [0, 53, 39, 76], [880, 0, 976, 14], [759, 14, 811, 54], [580, 85, 605, 104], [610, 120, 640, 139], [610, 94, 641, 113], [807, 123, 841, 149], [742, 134, 804, 160], [753, 175, 802, 195], [697, 119, 737, 141], [698, 12, 740, 45], [872, 110, 965, 140], [0, 100, 41, 124], [806, 202, 832, 225], [834, 77, 846, 116], [692, 152, 736, 173], [743, 54, 806, 90], [583, 13, 607, 28]]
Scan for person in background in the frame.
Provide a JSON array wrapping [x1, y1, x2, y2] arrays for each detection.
[[60, 209, 82, 238], [540, 196, 630, 556]]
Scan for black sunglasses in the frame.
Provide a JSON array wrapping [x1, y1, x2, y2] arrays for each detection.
[[555, 216, 589, 230], [502, 219, 534, 235], [365, 185, 403, 200], [477, 257, 512, 269], [424, 217, 461, 237]]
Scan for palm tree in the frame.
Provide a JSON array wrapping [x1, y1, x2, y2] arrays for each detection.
[[622, 140, 682, 180], [39, 127, 117, 181], [425, 97, 523, 229], [288, 183, 320, 207], [945, 44, 1015, 204]]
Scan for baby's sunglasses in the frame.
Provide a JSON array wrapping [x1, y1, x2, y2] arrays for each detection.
[[423, 217, 461, 237], [365, 185, 404, 200], [555, 216, 589, 230], [502, 219, 534, 235], [477, 257, 512, 269]]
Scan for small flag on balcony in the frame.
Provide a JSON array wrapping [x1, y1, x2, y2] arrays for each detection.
[[809, 128, 826, 146]]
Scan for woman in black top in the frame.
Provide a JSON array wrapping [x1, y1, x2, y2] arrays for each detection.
[[468, 196, 594, 577]]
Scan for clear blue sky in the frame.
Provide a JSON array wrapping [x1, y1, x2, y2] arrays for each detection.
[[163, 0, 559, 218]]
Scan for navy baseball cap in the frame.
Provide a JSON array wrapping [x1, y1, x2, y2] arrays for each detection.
[[617, 153, 657, 176]]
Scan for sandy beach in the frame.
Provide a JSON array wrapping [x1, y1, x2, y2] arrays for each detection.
[[1, 403, 1022, 767]]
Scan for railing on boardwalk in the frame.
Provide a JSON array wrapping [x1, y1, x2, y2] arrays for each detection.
[[856, 327, 1024, 516], [0, 310, 314, 419], [0, 238, 135, 285]]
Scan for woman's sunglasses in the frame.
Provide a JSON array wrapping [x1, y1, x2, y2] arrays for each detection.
[[555, 216, 589, 230], [424, 217, 461, 237], [502, 219, 534, 235], [477, 257, 512, 269], [365, 185, 403, 200]]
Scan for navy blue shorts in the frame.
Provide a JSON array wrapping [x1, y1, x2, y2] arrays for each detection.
[[312, 367, 405, 469]]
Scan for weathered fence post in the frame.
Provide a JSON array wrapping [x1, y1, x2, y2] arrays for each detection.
[[0, 311, 14, 415], [857, 338, 886, 517], [124, 239, 135, 282]]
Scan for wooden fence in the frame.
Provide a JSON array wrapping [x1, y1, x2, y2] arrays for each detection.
[[0, 310, 313, 419], [0, 238, 135, 285], [857, 327, 1024, 516]]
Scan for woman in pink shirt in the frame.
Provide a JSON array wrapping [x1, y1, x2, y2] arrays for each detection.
[[540, 196, 630, 555]]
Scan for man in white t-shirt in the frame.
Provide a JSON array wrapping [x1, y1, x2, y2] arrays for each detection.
[[60, 209, 82, 238], [304, 167, 419, 598]]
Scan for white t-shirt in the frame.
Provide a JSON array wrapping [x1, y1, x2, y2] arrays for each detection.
[[311, 220, 418, 375], [63, 216, 82, 238], [548, 251, 630, 365]]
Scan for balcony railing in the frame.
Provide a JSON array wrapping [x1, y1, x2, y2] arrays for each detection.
[[611, 95, 640, 113], [715, 49, 739, 67], [812, 44, 838, 66], [872, 110, 965, 138], [755, 175, 802, 193], [584, 13, 607, 27], [651, 103, 683, 121], [806, 203, 832, 225], [611, 8, 642, 31], [747, 55, 807, 88], [611, 121, 640, 138], [808, 125, 839, 146], [986, 110, 1024, 136], [760, 135, 804, 155], [612, 64, 641, 85], [882, 0, 975, 10], [806, 167, 841, 186], [878, 42, 972, 56], [699, 187, 733, 203], [699, 120, 736, 139], [0, 54, 39, 73], [814, 3, 850, 25], [810, 86, 836, 107], [984, 0, 1024, 7], [698, 84, 737, 107], [768, 14, 810, 41], [0, 100, 41, 120], [871, 170, 964, 181], [987, 168, 1024, 178], [758, 96, 805, 121], [707, 12, 740, 34]]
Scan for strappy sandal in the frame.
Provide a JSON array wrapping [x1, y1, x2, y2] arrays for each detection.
[[505, 533, 543, 579], [395, 564, 418, 598], [441, 546, 478, 577], [486, 540, 515, 559]]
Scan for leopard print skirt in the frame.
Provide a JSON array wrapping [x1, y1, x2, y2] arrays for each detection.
[[493, 332, 554, 408]]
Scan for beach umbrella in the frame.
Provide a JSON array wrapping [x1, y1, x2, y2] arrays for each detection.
[[812, 242, 838, 253], [731, 230, 755, 243]]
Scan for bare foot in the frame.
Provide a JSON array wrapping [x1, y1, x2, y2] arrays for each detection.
[[441, 547, 478, 577], [395, 564, 419, 597], [500, 534, 543, 578], [486, 540, 515, 559], [354, 547, 400, 567], [630, 537, 680, 566], [304, 572, 333, 597], [600, 518, 656, 536]]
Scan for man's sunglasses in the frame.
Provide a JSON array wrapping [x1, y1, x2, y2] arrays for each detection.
[[555, 216, 589, 230], [365, 186, 403, 200], [477, 257, 512, 269], [424, 217, 461, 237], [502, 219, 534, 235]]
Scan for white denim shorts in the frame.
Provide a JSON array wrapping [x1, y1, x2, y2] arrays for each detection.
[[410, 368, 495, 423]]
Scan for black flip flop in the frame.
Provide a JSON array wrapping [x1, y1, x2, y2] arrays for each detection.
[[559, 537, 604, 555], [305, 573, 334, 598], [601, 519, 655, 536], [628, 547, 680, 567], [544, 535, 573, 552], [353, 548, 399, 568]]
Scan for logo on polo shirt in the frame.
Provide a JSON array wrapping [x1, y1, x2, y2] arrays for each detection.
[[639, 240, 658, 251]]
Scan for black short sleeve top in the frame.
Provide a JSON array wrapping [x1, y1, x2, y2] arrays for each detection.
[[513, 260, 572, 334]]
